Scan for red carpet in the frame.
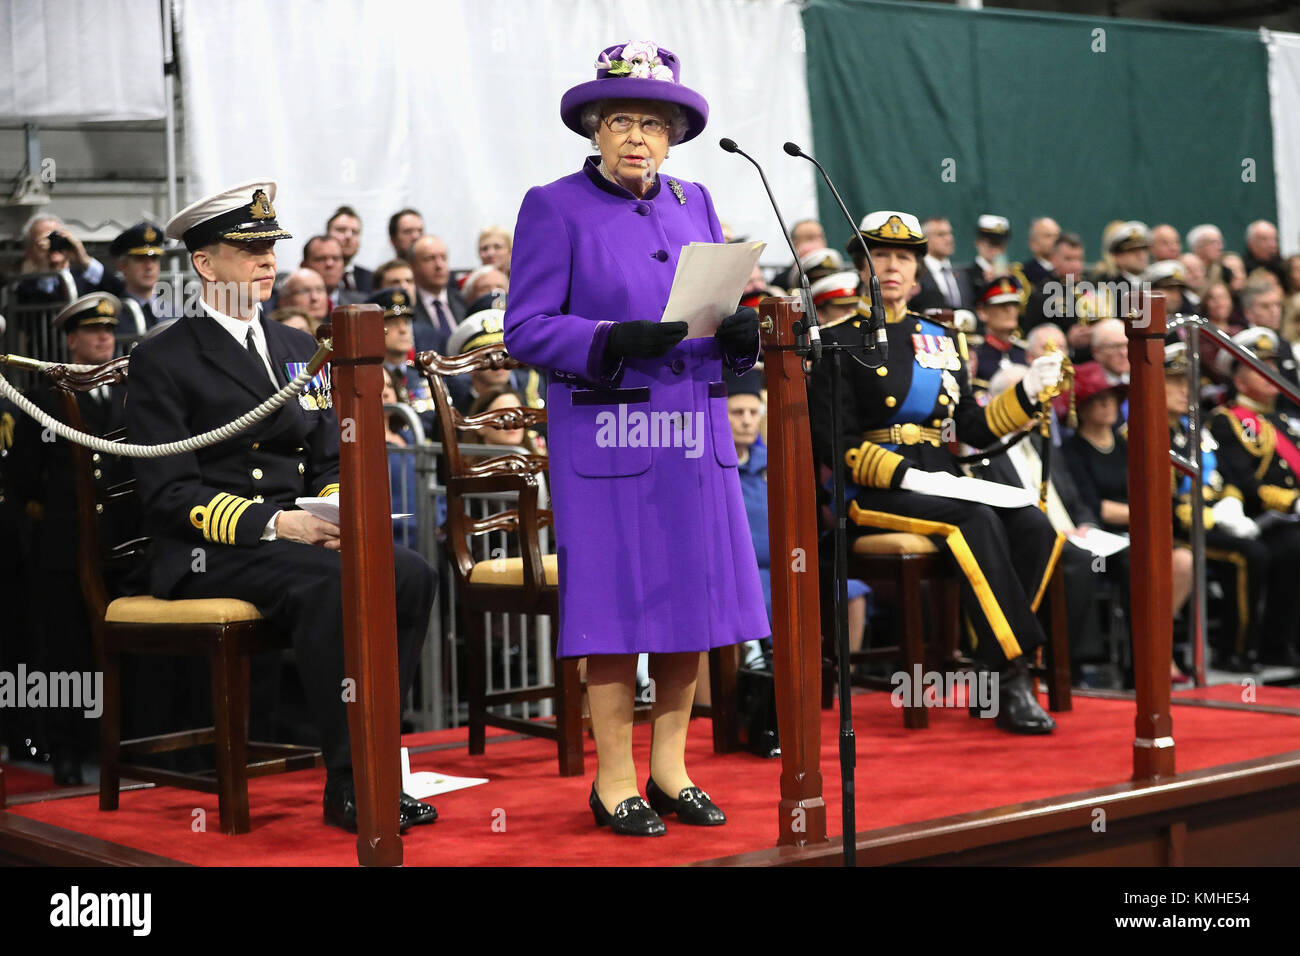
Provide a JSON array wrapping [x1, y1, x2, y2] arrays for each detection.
[[7, 688, 1300, 866], [0, 763, 56, 797]]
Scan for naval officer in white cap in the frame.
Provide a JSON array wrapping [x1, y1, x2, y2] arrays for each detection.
[[123, 180, 438, 832]]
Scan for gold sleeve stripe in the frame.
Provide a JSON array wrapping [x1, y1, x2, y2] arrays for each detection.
[[1259, 484, 1298, 513], [849, 503, 1022, 659], [319, 483, 340, 498], [985, 386, 1031, 436], [1222, 485, 1243, 502], [224, 500, 254, 544], [208, 494, 240, 544], [847, 441, 904, 489], [214, 495, 243, 544], [201, 491, 256, 545]]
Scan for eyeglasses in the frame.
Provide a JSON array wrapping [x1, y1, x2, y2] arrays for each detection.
[[603, 114, 669, 137]]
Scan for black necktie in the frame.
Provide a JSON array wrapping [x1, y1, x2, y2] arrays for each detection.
[[434, 299, 452, 330], [245, 327, 257, 356]]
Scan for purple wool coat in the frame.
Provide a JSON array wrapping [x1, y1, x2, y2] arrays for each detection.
[[503, 158, 769, 658]]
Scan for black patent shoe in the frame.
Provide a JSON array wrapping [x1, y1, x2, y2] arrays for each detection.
[[589, 783, 666, 836], [646, 778, 726, 826], [990, 658, 1056, 734], [400, 791, 438, 827], [324, 782, 421, 833]]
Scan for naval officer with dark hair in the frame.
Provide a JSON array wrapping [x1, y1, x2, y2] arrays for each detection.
[[124, 179, 438, 832]]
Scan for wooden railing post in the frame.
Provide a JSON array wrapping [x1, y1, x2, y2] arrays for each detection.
[[1126, 290, 1176, 780], [761, 297, 827, 846], [330, 303, 403, 866]]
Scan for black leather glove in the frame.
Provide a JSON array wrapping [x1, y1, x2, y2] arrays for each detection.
[[605, 319, 689, 361], [715, 307, 759, 357]]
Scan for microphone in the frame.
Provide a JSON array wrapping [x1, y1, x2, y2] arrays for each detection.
[[784, 141, 887, 364], [719, 137, 821, 359]]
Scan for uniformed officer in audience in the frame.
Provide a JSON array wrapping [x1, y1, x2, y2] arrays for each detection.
[[1091, 221, 1151, 318], [808, 211, 1066, 733], [1165, 343, 1266, 672], [10, 294, 135, 784], [126, 179, 438, 831], [1208, 327, 1300, 666], [102, 222, 172, 334], [961, 214, 1013, 293], [971, 275, 1029, 393]]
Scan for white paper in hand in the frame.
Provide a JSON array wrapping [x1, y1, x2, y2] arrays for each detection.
[[662, 241, 765, 339], [295, 497, 412, 525]]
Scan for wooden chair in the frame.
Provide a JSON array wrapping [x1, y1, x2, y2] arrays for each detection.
[[822, 529, 1072, 728], [418, 345, 739, 775], [50, 358, 321, 835]]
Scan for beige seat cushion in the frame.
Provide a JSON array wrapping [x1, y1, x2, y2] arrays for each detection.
[[105, 595, 263, 625], [468, 553, 559, 587], [852, 533, 939, 556]]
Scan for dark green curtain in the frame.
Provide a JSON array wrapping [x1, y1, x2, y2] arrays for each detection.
[[802, 0, 1276, 267]]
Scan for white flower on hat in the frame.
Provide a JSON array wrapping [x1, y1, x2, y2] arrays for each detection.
[[620, 40, 661, 65], [651, 64, 674, 81], [629, 60, 653, 78]]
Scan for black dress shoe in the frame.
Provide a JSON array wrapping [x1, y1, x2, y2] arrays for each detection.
[[646, 778, 726, 826], [324, 782, 424, 833], [400, 791, 438, 827], [589, 783, 666, 836], [987, 658, 1056, 734]]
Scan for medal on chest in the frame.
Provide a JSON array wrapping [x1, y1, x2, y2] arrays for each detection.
[[912, 333, 961, 371], [941, 369, 961, 406], [285, 361, 333, 410]]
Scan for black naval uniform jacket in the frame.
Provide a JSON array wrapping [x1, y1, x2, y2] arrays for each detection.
[[808, 310, 1038, 489], [125, 308, 339, 597], [12, 379, 133, 573], [1208, 401, 1300, 517]]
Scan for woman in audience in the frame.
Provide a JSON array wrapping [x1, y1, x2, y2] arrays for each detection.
[[383, 370, 418, 547], [464, 388, 544, 455], [477, 226, 512, 273], [1064, 362, 1193, 682]]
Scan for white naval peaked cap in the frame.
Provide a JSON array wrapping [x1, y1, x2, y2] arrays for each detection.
[[166, 178, 293, 251]]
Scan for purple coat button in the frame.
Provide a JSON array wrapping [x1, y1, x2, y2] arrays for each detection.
[[670, 358, 686, 374], [653, 249, 668, 261], [634, 203, 650, 216]]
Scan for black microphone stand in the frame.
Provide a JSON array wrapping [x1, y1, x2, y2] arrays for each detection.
[[721, 137, 866, 866]]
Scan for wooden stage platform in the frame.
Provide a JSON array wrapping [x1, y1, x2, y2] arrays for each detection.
[[3, 688, 1298, 867]]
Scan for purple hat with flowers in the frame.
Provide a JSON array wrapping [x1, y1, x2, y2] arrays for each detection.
[[560, 41, 708, 143]]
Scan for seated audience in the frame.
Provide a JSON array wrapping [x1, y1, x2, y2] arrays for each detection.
[[971, 275, 1027, 392], [476, 226, 512, 273], [327, 206, 371, 294], [388, 208, 425, 258], [277, 267, 331, 332], [269, 306, 313, 334]]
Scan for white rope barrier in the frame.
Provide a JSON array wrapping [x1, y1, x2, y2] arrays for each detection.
[[0, 341, 332, 458]]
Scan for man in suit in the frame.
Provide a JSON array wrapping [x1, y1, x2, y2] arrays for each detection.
[[127, 179, 438, 831], [409, 234, 466, 354], [99, 222, 172, 334], [1017, 217, 1060, 291], [1244, 220, 1286, 289], [327, 206, 372, 295], [388, 208, 425, 258], [909, 216, 974, 312], [10, 294, 134, 783], [302, 235, 365, 309]]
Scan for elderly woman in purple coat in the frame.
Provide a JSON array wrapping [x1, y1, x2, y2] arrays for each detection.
[[504, 41, 767, 836]]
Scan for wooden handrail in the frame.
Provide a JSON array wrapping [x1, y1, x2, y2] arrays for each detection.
[[761, 297, 827, 846], [331, 303, 404, 866], [1127, 291, 1176, 780]]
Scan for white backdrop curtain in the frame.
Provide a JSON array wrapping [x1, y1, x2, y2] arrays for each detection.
[[1266, 28, 1300, 256], [175, 0, 815, 269], [0, 0, 165, 122]]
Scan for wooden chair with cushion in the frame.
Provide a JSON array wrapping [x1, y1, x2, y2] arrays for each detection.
[[51, 357, 321, 835], [821, 501, 1072, 728]]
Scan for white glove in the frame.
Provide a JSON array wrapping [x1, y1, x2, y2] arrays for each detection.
[[900, 469, 959, 497], [1211, 496, 1259, 539], [1022, 351, 1064, 399]]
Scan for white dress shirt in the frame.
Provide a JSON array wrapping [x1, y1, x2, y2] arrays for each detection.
[[201, 299, 278, 388]]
